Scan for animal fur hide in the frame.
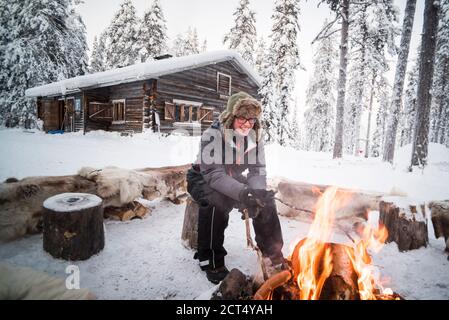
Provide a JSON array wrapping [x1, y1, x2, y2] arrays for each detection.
[[78, 166, 165, 207], [0, 164, 189, 242]]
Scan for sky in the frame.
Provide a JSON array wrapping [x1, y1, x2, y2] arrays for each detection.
[[77, 0, 425, 127]]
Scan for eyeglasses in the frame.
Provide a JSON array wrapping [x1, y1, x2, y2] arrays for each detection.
[[235, 117, 257, 125]]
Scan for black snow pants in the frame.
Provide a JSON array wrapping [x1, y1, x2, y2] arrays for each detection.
[[187, 165, 284, 270]]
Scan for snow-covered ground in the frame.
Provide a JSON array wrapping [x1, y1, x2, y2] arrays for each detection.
[[1, 128, 448, 299]]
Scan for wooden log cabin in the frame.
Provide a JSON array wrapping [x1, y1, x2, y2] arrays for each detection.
[[25, 50, 261, 135]]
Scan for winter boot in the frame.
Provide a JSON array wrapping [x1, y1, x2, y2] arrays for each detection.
[[205, 266, 230, 284]]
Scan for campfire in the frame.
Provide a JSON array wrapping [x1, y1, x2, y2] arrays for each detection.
[[254, 187, 401, 300]]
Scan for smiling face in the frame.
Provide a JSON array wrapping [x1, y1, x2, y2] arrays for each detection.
[[232, 116, 256, 136]]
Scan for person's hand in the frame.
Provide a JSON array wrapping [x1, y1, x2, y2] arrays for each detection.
[[238, 188, 276, 216]]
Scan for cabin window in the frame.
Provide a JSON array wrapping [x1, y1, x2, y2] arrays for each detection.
[[112, 99, 125, 123], [164, 100, 214, 123], [199, 107, 214, 123], [217, 72, 232, 96], [164, 102, 175, 120]]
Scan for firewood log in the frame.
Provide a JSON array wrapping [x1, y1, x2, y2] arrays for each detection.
[[429, 200, 449, 255], [43, 193, 104, 260], [181, 196, 199, 250], [379, 197, 428, 251], [272, 178, 387, 221], [290, 239, 359, 300]]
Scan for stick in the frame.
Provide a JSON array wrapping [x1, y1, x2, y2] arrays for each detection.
[[244, 208, 269, 280]]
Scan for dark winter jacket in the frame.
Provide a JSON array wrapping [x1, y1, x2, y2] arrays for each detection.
[[193, 119, 267, 201]]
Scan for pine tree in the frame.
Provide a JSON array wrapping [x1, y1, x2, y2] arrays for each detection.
[[201, 39, 208, 52], [263, 0, 301, 146], [137, 0, 168, 62], [411, 0, 440, 168], [345, 0, 398, 156], [65, 3, 89, 77], [254, 37, 267, 76], [223, 0, 257, 65], [105, 0, 140, 68], [398, 55, 419, 147], [0, 0, 87, 128], [430, 0, 449, 145], [171, 27, 200, 57], [326, 0, 350, 159], [187, 27, 200, 55], [89, 32, 107, 73], [371, 75, 391, 157], [172, 33, 186, 57], [259, 54, 278, 143], [289, 99, 301, 149], [303, 21, 338, 152], [383, 0, 417, 163]]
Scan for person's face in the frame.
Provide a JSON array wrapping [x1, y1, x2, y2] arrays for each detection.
[[233, 116, 256, 136]]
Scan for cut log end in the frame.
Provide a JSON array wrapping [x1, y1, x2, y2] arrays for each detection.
[[43, 193, 104, 261]]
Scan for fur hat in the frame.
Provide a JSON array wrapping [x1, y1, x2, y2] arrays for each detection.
[[219, 92, 263, 131]]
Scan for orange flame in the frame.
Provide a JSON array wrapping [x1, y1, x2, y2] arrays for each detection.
[[293, 187, 351, 300], [290, 188, 393, 300], [344, 215, 390, 300]]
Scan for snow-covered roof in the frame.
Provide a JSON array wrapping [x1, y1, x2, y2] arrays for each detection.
[[25, 50, 261, 98]]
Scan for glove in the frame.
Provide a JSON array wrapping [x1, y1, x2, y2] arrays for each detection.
[[238, 188, 276, 219]]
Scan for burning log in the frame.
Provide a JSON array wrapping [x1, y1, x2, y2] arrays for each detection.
[[379, 197, 428, 251], [320, 243, 360, 300], [288, 239, 359, 300], [253, 187, 397, 301], [43, 193, 104, 260]]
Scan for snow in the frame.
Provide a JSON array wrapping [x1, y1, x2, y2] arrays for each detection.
[[1, 128, 449, 299], [43, 193, 102, 213], [25, 50, 261, 98]]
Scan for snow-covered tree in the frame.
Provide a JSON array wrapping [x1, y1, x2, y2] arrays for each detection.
[[105, 0, 140, 68], [254, 37, 267, 76], [201, 39, 208, 52], [430, 0, 449, 145], [345, 0, 398, 156], [411, 0, 440, 168], [0, 0, 88, 128], [65, 3, 89, 77], [382, 0, 416, 162], [320, 0, 350, 159], [186, 27, 200, 55], [171, 27, 200, 57], [223, 0, 257, 65], [289, 99, 301, 149], [398, 55, 419, 147], [89, 32, 107, 73], [371, 76, 391, 157], [260, 0, 301, 146], [303, 22, 338, 152], [137, 0, 168, 62], [259, 54, 278, 143]]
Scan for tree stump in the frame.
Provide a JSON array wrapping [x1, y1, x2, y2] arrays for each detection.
[[43, 193, 104, 260], [429, 200, 449, 255], [379, 197, 428, 251], [181, 196, 199, 250]]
